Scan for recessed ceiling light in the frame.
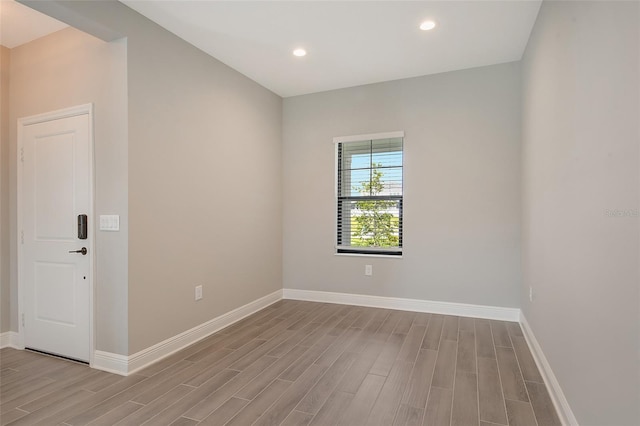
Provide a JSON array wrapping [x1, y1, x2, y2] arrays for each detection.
[[420, 20, 437, 31], [293, 48, 307, 57]]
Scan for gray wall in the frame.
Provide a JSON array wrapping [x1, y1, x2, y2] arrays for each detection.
[[1, 46, 9, 333], [26, 0, 284, 355], [521, 1, 639, 425], [123, 5, 283, 353], [283, 63, 522, 308], [8, 27, 129, 354]]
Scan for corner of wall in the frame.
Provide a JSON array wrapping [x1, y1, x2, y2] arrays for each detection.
[[519, 313, 578, 426]]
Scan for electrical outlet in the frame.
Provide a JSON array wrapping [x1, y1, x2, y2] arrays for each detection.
[[529, 286, 533, 302], [365, 265, 373, 276], [195, 285, 203, 301]]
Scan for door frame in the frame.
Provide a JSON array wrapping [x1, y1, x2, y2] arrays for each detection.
[[17, 103, 96, 365]]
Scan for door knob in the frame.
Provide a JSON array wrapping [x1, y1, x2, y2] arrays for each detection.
[[69, 247, 88, 255]]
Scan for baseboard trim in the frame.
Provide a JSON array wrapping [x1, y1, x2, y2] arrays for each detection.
[[282, 288, 520, 322], [0, 331, 20, 349], [93, 350, 129, 376], [92, 289, 283, 376], [520, 314, 578, 426]]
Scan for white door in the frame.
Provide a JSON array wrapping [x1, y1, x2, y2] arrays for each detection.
[[21, 111, 92, 362]]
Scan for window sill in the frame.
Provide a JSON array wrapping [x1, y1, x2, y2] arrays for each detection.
[[334, 252, 403, 259]]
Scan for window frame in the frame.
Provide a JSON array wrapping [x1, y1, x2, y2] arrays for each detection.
[[334, 131, 404, 257]]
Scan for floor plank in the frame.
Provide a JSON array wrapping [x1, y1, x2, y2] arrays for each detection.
[[254, 364, 327, 426], [308, 390, 354, 426], [495, 346, 529, 402], [113, 384, 194, 425], [0, 301, 558, 426], [0, 408, 29, 426], [421, 314, 443, 350], [169, 417, 198, 426], [314, 328, 361, 368], [337, 339, 386, 394], [3, 367, 97, 413], [281, 409, 314, 426], [394, 403, 424, 426], [225, 379, 291, 426], [86, 401, 143, 426], [526, 380, 562, 426], [296, 352, 355, 415], [423, 386, 453, 426], [279, 335, 335, 381], [505, 399, 538, 426], [369, 332, 405, 377], [394, 312, 416, 335], [64, 374, 161, 425], [21, 375, 147, 426], [476, 319, 496, 359], [198, 397, 249, 426], [401, 349, 437, 410], [374, 311, 403, 338], [491, 321, 512, 348], [338, 374, 386, 426], [234, 345, 309, 400], [430, 340, 456, 389], [130, 360, 196, 405], [458, 317, 475, 332], [1, 376, 55, 403], [141, 370, 240, 425], [367, 360, 414, 426], [456, 329, 476, 373], [412, 312, 431, 327], [478, 357, 508, 425], [441, 316, 459, 342], [397, 325, 427, 363], [184, 340, 265, 387], [450, 371, 479, 426], [507, 322, 524, 338], [512, 336, 544, 383], [183, 356, 278, 421]]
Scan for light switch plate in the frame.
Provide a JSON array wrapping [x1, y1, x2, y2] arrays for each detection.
[[99, 215, 120, 231]]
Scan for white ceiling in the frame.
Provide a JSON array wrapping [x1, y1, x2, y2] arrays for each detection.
[[1, 1, 541, 96], [0, 0, 67, 48], [121, 0, 542, 97]]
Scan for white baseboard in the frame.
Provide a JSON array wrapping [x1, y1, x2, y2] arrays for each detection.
[[93, 350, 129, 376], [520, 314, 578, 426], [92, 289, 283, 376], [0, 331, 20, 349], [282, 288, 520, 322]]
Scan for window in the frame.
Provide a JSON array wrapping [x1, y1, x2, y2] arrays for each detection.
[[336, 131, 403, 256]]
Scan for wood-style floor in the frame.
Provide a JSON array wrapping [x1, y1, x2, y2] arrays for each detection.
[[0, 300, 561, 426]]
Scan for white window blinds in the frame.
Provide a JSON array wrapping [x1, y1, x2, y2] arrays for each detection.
[[336, 132, 403, 255]]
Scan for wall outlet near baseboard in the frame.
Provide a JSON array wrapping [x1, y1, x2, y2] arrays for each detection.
[[365, 265, 373, 276], [529, 286, 533, 302], [195, 285, 203, 301]]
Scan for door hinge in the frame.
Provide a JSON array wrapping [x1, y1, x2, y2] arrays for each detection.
[[20, 147, 24, 163], [20, 230, 24, 245], [21, 313, 25, 328]]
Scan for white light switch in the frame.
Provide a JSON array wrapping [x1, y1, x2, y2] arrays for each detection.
[[99, 215, 120, 231]]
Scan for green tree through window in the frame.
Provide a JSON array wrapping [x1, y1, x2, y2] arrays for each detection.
[[352, 165, 399, 247]]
